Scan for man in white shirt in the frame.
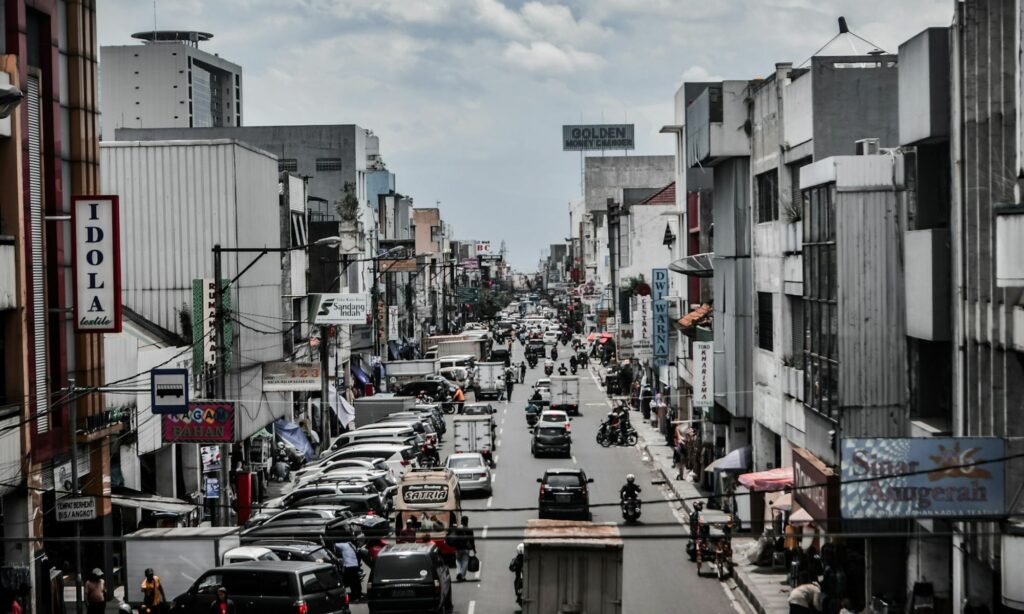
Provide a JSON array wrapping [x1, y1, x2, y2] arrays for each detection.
[[335, 541, 362, 601]]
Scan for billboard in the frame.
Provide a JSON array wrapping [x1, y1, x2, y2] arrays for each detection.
[[262, 362, 322, 392], [72, 196, 122, 332], [841, 437, 1006, 519], [562, 124, 635, 151], [163, 402, 236, 443], [475, 241, 492, 255], [309, 293, 370, 325]]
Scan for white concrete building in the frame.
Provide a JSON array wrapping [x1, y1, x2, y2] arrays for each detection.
[[100, 30, 242, 141]]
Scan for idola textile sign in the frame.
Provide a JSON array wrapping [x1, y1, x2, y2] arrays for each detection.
[[72, 196, 122, 332], [841, 437, 1005, 519], [163, 402, 236, 443]]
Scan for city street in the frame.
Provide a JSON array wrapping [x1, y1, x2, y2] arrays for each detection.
[[353, 341, 745, 614]]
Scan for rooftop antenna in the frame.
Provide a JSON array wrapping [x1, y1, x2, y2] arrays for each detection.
[[798, 16, 886, 67]]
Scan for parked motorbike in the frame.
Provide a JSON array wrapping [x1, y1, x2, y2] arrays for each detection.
[[621, 497, 642, 522], [595, 420, 639, 447]]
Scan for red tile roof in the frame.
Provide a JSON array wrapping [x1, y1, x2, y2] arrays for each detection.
[[638, 182, 675, 205]]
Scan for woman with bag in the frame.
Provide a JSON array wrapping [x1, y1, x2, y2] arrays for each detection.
[[454, 516, 477, 581]]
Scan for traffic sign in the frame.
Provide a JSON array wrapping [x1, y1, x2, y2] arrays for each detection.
[[56, 497, 96, 522], [151, 368, 189, 414]]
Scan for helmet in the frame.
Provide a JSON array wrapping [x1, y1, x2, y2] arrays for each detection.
[[626, 474, 635, 483], [607, 412, 615, 420], [516, 543, 525, 555]]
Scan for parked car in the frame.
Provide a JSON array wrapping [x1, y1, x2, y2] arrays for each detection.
[[531, 425, 572, 458], [293, 457, 392, 483], [169, 561, 350, 614], [367, 543, 453, 614], [330, 426, 420, 451], [537, 468, 593, 520], [444, 452, 492, 496], [221, 546, 280, 565]]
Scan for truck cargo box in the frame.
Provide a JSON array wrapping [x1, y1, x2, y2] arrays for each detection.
[[522, 519, 623, 614], [353, 396, 418, 427]]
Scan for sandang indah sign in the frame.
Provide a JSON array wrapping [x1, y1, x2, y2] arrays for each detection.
[[562, 124, 635, 151], [402, 484, 449, 505]]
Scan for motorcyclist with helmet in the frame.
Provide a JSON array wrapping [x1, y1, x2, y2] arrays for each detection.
[[620, 474, 641, 501], [557, 363, 568, 376]]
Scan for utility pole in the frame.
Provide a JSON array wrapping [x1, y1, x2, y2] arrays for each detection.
[[607, 198, 620, 333], [69, 379, 83, 614], [212, 244, 231, 526], [319, 329, 331, 452]]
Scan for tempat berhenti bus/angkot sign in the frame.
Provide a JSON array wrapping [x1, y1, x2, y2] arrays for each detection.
[[72, 196, 122, 332], [840, 437, 1006, 519]]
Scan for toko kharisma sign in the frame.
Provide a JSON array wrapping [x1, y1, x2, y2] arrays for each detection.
[[840, 437, 1005, 519], [562, 124, 635, 151]]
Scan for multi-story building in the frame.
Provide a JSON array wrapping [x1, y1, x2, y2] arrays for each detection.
[[2, 1, 110, 610], [100, 31, 242, 140]]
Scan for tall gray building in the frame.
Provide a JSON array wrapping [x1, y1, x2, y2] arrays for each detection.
[[100, 31, 242, 140]]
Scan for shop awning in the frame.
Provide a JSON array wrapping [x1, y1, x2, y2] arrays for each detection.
[[677, 303, 713, 330], [789, 507, 814, 527], [770, 492, 792, 511], [704, 446, 752, 472], [738, 466, 794, 492], [110, 490, 198, 516], [669, 252, 714, 278], [351, 363, 371, 387]]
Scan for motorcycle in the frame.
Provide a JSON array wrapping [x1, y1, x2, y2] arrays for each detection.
[[570, 364, 578, 375], [527, 354, 538, 368], [560, 335, 569, 346], [419, 444, 441, 467], [595, 420, 639, 447], [544, 363, 554, 376], [621, 497, 642, 522]]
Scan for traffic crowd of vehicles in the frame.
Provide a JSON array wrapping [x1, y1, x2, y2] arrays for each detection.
[[119, 291, 728, 613]]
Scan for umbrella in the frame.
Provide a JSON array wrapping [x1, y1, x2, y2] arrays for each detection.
[[704, 446, 752, 472], [738, 466, 794, 491]]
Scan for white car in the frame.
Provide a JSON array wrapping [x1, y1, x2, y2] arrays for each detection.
[[222, 546, 280, 565], [445, 452, 492, 496], [543, 330, 560, 345], [539, 409, 571, 431]]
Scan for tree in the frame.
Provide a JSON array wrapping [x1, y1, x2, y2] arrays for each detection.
[[337, 181, 359, 221]]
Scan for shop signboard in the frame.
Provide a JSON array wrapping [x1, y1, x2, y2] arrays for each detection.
[[388, 306, 400, 341], [652, 299, 669, 363], [71, 196, 122, 332], [192, 279, 233, 369], [793, 447, 839, 529], [633, 295, 653, 361], [840, 437, 1006, 519], [309, 293, 369, 325], [163, 402, 236, 444], [262, 362, 322, 392], [562, 124, 635, 151], [692, 341, 714, 407]]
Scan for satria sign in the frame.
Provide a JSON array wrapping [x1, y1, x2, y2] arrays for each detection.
[[72, 196, 122, 332]]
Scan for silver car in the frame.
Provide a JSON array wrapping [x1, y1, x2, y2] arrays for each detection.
[[444, 452, 492, 496]]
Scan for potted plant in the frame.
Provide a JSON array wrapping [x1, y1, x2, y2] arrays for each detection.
[[783, 190, 803, 254]]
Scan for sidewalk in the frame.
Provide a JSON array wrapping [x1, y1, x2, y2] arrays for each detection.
[[592, 362, 792, 614]]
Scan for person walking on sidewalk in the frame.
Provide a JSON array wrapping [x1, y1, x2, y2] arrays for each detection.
[[519, 361, 527, 383], [85, 569, 105, 614], [140, 568, 167, 614]]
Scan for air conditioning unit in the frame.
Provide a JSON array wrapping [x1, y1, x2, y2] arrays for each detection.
[[855, 138, 880, 155]]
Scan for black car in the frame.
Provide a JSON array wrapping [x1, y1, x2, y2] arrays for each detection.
[[526, 339, 545, 355], [459, 403, 496, 416], [531, 425, 571, 457], [240, 516, 363, 545], [537, 468, 593, 520], [398, 380, 453, 401], [170, 561, 349, 614], [367, 543, 453, 614], [489, 347, 511, 363]]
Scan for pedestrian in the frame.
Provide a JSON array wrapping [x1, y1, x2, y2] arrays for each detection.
[[209, 586, 236, 614], [2, 588, 21, 614], [453, 386, 466, 414], [504, 367, 515, 401], [788, 576, 823, 614], [335, 540, 363, 602], [84, 568, 105, 614], [140, 567, 167, 614], [519, 361, 527, 383], [453, 516, 477, 581]]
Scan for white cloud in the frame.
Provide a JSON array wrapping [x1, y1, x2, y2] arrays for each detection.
[[680, 65, 724, 81], [503, 41, 604, 74], [474, 0, 533, 39], [520, 3, 610, 45]]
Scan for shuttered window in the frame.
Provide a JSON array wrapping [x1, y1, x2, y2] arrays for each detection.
[[27, 74, 49, 434]]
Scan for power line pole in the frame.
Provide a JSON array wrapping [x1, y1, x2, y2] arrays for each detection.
[[212, 244, 231, 526], [69, 379, 83, 614]]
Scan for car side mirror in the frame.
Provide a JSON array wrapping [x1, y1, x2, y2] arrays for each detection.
[[536, 478, 543, 483], [587, 478, 594, 483]]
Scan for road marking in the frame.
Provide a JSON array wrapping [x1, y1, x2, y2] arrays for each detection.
[[499, 427, 504, 435], [494, 453, 499, 463], [486, 497, 493, 508], [492, 472, 497, 485], [482, 525, 488, 538], [496, 439, 501, 448], [721, 580, 746, 614], [468, 601, 476, 614], [572, 455, 578, 464]]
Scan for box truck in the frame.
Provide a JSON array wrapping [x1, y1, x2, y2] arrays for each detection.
[[453, 415, 495, 455], [124, 527, 240, 606], [474, 362, 506, 400], [549, 375, 581, 415], [522, 519, 623, 614], [384, 359, 439, 387], [352, 396, 419, 428]]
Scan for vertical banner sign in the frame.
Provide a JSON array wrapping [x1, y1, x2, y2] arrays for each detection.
[[192, 279, 233, 372], [388, 306, 400, 341], [71, 196, 122, 332], [692, 341, 714, 407], [652, 268, 669, 365]]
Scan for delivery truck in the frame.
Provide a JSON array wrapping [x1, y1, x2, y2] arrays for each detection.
[[124, 527, 240, 606], [384, 359, 439, 387], [352, 395, 418, 428], [453, 415, 495, 455], [549, 375, 581, 415], [474, 362, 506, 400], [436, 339, 487, 361], [521, 519, 623, 614]]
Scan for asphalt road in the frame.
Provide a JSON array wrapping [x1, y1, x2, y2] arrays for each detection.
[[352, 341, 745, 614]]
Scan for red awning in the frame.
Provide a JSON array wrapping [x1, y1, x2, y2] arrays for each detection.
[[600, 332, 614, 339], [586, 333, 597, 342], [737, 467, 793, 492]]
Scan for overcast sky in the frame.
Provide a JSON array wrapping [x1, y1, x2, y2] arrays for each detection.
[[98, 0, 952, 270]]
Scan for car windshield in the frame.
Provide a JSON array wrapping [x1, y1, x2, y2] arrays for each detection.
[[375, 554, 432, 582], [541, 414, 565, 422], [538, 427, 565, 437], [545, 474, 582, 488], [447, 457, 483, 469]]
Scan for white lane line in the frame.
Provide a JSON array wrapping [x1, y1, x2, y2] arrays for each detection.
[[722, 581, 745, 614], [496, 439, 502, 448], [486, 497, 493, 508], [482, 525, 489, 539], [499, 427, 504, 435], [468, 601, 476, 614], [572, 455, 578, 464], [494, 453, 500, 463]]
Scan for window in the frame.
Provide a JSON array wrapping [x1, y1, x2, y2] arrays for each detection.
[[789, 298, 804, 357], [290, 211, 307, 246], [802, 184, 837, 417], [757, 292, 773, 351], [756, 170, 779, 222], [316, 157, 342, 172], [279, 158, 298, 173]]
